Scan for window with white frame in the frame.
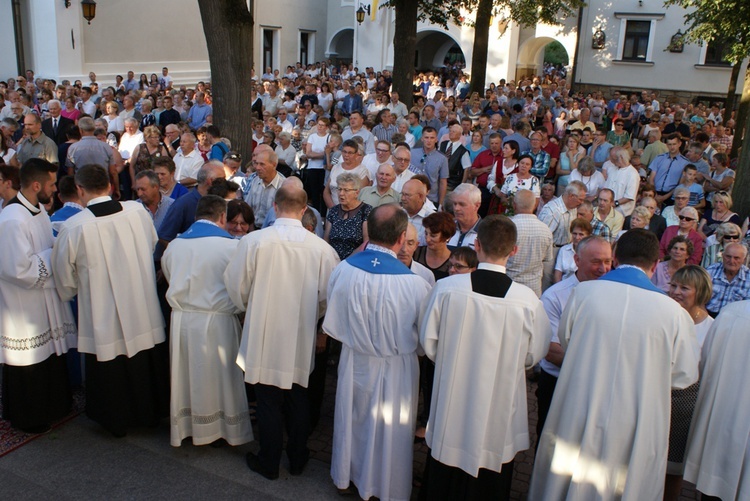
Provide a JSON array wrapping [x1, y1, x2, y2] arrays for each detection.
[[702, 39, 731, 66], [614, 13, 663, 63]]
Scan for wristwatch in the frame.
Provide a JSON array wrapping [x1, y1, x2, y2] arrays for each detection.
[[614, 200, 620, 207]]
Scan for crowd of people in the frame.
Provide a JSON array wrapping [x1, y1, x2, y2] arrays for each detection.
[[1, 59, 749, 501]]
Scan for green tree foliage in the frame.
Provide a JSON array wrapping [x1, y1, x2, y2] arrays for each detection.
[[664, 0, 750, 218], [544, 41, 570, 66]]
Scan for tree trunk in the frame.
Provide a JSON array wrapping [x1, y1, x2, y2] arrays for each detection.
[[391, 0, 418, 109], [730, 64, 748, 159], [468, 0, 493, 96], [197, 0, 254, 162], [725, 61, 741, 123], [731, 66, 750, 221]]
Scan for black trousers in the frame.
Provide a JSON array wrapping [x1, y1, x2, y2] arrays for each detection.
[[302, 169, 326, 214], [535, 368, 559, 443], [421, 453, 514, 501], [2, 354, 72, 431], [254, 383, 310, 474]]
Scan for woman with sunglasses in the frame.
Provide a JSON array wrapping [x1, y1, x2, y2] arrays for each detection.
[[659, 206, 704, 265], [701, 222, 742, 268]]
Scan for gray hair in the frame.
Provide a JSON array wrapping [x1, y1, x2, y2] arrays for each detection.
[[577, 156, 596, 175], [452, 183, 481, 204], [135, 169, 159, 187], [336, 172, 360, 189], [48, 99, 62, 109], [679, 206, 699, 221], [78, 117, 96, 133], [613, 147, 631, 165], [124, 117, 139, 127], [673, 187, 690, 198], [197, 160, 224, 186], [277, 131, 291, 142], [0, 117, 19, 131], [565, 180, 587, 197], [396, 118, 409, 128]]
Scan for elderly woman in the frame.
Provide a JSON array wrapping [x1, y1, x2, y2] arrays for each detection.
[[324, 172, 372, 261], [570, 156, 605, 202], [396, 119, 416, 148], [698, 190, 741, 238], [413, 211, 456, 281], [664, 266, 714, 501], [226, 199, 255, 239], [606, 119, 631, 147], [660, 206, 704, 265], [448, 247, 478, 276], [274, 132, 297, 176], [652, 235, 693, 293], [662, 187, 692, 227], [324, 140, 370, 208], [616, 205, 652, 240], [118, 117, 144, 162], [130, 125, 169, 183], [701, 222, 742, 268], [554, 218, 592, 283]]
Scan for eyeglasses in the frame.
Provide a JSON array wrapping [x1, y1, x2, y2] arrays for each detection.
[[448, 262, 471, 271], [338, 187, 358, 193], [394, 156, 410, 162], [678, 215, 696, 222], [724, 234, 740, 240], [376, 148, 390, 153]]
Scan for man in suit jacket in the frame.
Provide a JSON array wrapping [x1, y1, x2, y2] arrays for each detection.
[[623, 196, 666, 241], [42, 100, 75, 146]]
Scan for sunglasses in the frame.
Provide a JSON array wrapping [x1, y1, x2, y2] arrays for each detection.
[[678, 216, 696, 222], [724, 235, 740, 240]]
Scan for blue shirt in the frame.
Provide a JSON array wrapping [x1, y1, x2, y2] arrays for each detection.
[[590, 141, 613, 166], [168, 182, 190, 200], [649, 153, 690, 192], [187, 103, 212, 130], [156, 189, 201, 260], [409, 148, 449, 204], [50, 202, 83, 237]]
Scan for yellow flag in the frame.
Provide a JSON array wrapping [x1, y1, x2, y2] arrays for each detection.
[[371, 0, 378, 21]]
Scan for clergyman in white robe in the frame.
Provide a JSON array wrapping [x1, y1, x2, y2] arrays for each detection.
[[53, 179, 168, 437], [419, 260, 551, 499], [162, 217, 252, 447], [225, 196, 339, 478], [684, 300, 750, 500], [529, 265, 699, 500], [0, 189, 76, 432], [324, 244, 431, 501]]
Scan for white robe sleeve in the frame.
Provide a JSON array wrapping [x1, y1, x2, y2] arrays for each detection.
[[418, 286, 443, 362], [0, 218, 55, 290], [51, 225, 79, 301], [526, 299, 553, 368], [558, 287, 579, 352], [224, 237, 255, 312]]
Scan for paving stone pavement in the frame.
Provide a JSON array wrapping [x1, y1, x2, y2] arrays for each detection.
[[0, 364, 700, 500]]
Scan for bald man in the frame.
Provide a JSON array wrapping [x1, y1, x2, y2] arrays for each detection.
[[226, 183, 339, 480]]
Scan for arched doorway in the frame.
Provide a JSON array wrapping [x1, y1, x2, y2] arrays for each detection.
[[327, 28, 354, 66], [415, 30, 465, 71], [516, 36, 572, 80]]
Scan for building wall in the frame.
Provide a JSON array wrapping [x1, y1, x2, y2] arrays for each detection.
[[574, 0, 748, 97], [0, 2, 18, 79]]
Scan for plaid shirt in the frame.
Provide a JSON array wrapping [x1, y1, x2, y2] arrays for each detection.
[[589, 216, 612, 242], [706, 263, 750, 313], [522, 148, 551, 179]]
